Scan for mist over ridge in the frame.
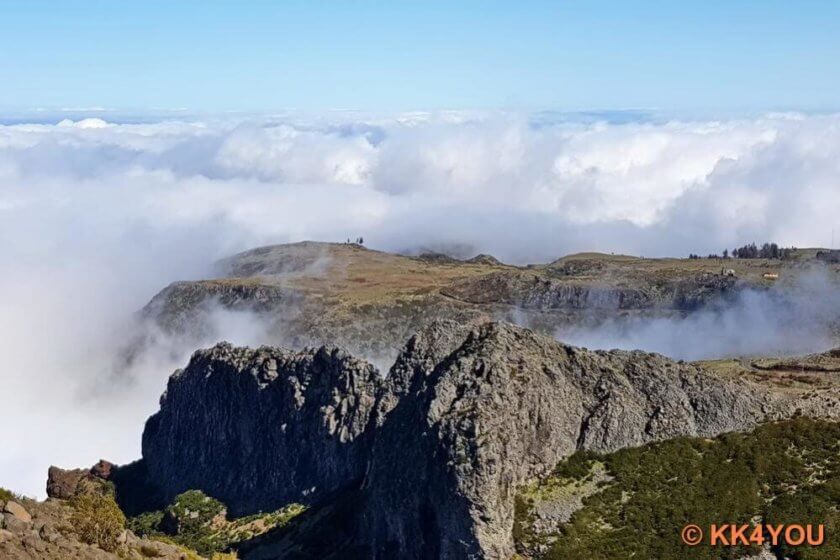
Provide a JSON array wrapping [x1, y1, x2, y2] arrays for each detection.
[[1, 110, 839, 498]]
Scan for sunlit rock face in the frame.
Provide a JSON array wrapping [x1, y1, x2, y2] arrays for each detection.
[[140, 321, 793, 559]]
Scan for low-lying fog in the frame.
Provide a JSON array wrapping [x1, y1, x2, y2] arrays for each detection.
[[2, 110, 839, 497], [555, 270, 840, 361]]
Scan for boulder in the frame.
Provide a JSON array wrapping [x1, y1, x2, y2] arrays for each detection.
[[90, 460, 114, 480], [2, 512, 30, 534], [2, 501, 31, 523], [46, 466, 86, 499], [47, 461, 114, 500], [21, 533, 46, 553], [39, 522, 61, 544]]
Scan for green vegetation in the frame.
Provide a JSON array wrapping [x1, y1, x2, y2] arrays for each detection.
[[128, 490, 305, 557], [516, 418, 840, 560], [0, 487, 15, 502], [166, 490, 227, 533], [551, 450, 603, 480], [127, 509, 165, 537], [69, 493, 127, 552]]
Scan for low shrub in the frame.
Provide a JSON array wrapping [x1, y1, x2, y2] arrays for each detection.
[[0, 487, 15, 502], [127, 509, 165, 537], [517, 418, 840, 560], [129, 491, 305, 557], [69, 493, 127, 552]]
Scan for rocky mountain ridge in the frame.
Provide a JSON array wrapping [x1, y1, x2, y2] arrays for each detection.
[[131, 321, 838, 559], [15, 242, 839, 559], [137, 242, 830, 360]]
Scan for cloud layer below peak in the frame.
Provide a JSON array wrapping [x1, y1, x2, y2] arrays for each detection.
[[1, 110, 839, 497], [3, 111, 837, 262]]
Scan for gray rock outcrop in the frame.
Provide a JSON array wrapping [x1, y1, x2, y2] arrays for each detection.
[[142, 342, 383, 515], [355, 322, 769, 558], [138, 321, 793, 559]]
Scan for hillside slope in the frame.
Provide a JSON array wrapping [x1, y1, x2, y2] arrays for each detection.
[[138, 242, 836, 360]]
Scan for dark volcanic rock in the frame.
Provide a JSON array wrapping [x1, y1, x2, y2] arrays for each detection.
[[354, 322, 768, 558], [139, 322, 788, 559], [141, 342, 383, 515]]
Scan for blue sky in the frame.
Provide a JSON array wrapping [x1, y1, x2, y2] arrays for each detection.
[[1, 0, 839, 113]]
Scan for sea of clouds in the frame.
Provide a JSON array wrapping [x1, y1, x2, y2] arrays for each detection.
[[1, 110, 839, 496]]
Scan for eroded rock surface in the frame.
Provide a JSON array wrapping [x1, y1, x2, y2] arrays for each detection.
[[142, 342, 383, 515], [134, 321, 830, 559], [0, 497, 189, 560], [355, 322, 771, 558], [47, 460, 114, 500]]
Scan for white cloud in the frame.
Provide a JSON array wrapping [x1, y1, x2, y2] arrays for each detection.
[[57, 117, 111, 129], [2, 111, 837, 257], [556, 269, 840, 361], [1, 111, 840, 497]]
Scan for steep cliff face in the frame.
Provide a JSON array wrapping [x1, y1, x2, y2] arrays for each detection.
[[137, 243, 771, 361], [141, 342, 383, 515], [440, 270, 739, 312], [141, 280, 292, 334], [355, 322, 770, 559], [137, 322, 806, 559]]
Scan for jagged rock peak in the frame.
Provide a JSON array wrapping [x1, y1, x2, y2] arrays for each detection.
[[172, 340, 380, 383], [140, 321, 781, 559], [355, 321, 771, 558]]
